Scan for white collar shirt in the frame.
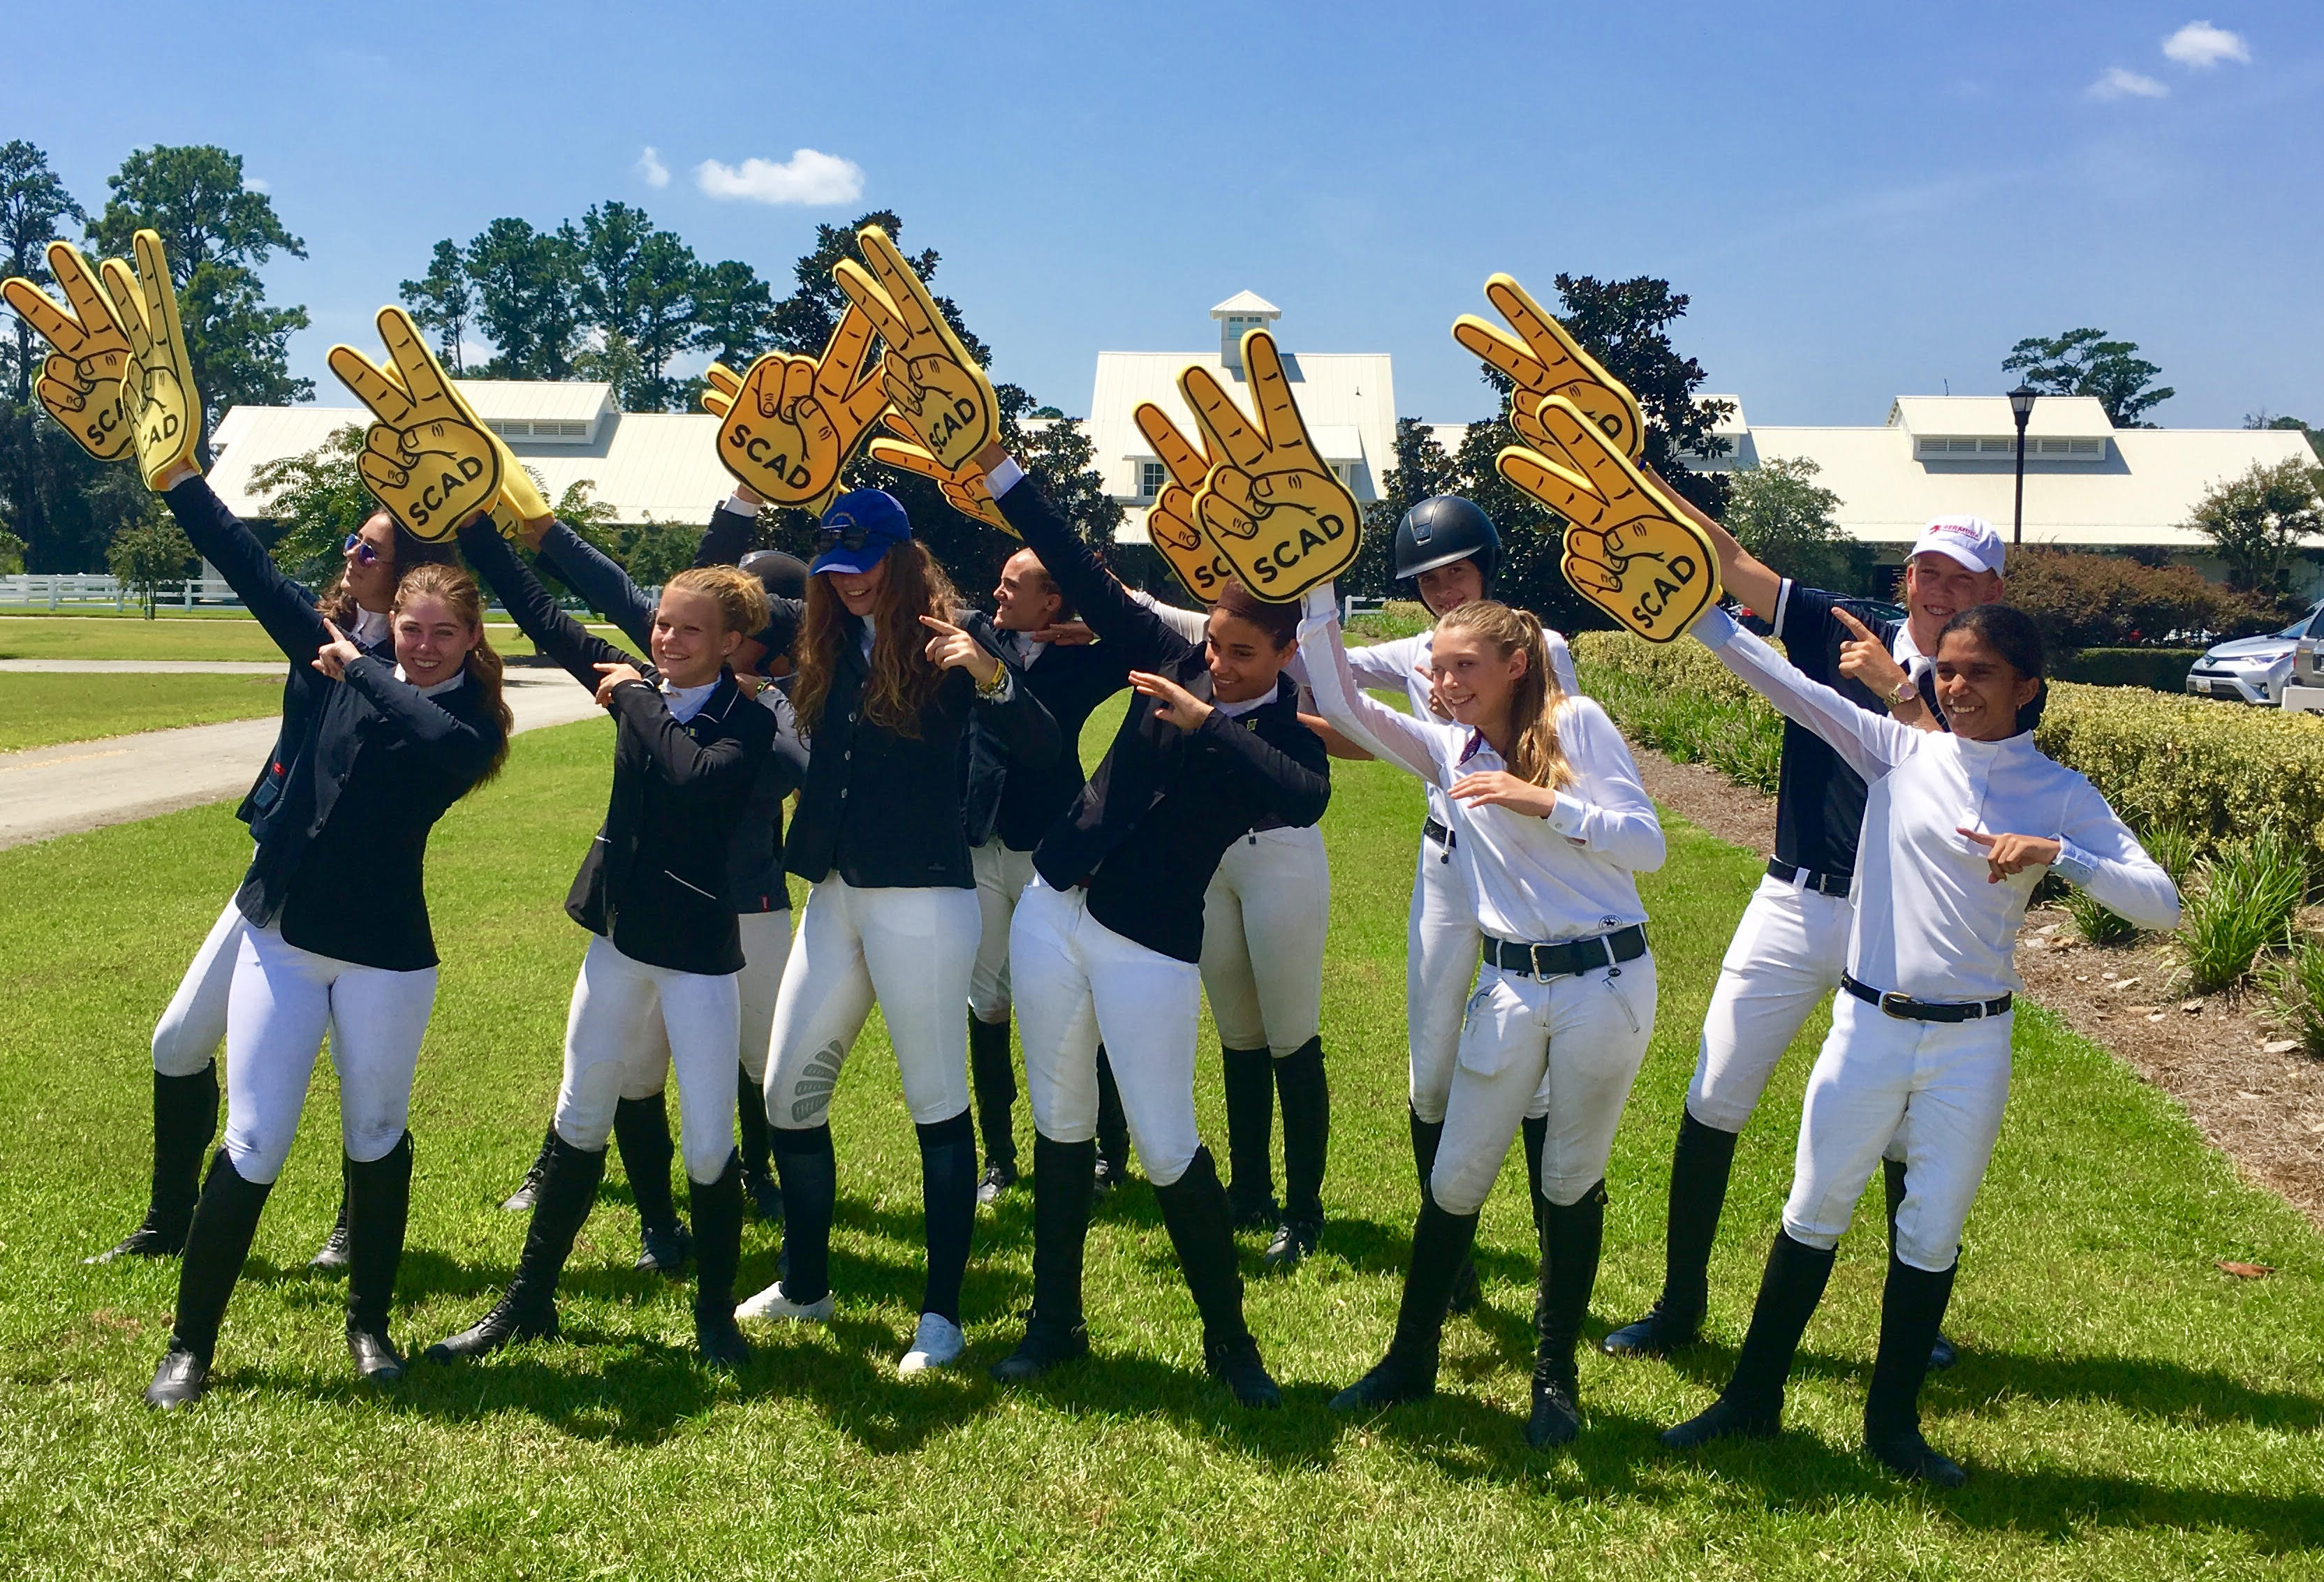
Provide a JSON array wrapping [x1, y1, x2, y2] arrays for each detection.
[[660, 678, 718, 723], [350, 605, 391, 649], [390, 666, 466, 697]]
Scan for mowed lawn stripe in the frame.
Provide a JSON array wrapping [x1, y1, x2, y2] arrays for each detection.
[[0, 707, 2318, 1579]]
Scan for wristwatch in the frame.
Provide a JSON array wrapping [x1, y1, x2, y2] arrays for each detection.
[[1883, 677, 1918, 708]]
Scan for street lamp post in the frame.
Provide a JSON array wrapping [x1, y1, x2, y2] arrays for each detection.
[[2008, 384, 2038, 546]]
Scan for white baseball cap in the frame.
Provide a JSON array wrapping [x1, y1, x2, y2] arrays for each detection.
[[1906, 515, 2004, 577]]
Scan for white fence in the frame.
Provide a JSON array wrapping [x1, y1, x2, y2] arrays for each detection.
[[0, 573, 244, 610]]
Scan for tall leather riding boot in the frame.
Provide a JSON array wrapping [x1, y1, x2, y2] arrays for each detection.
[[501, 1122, 559, 1213], [735, 1060, 781, 1222], [344, 1132, 413, 1382], [145, 1149, 274, 1408], [917, 1109, 978, 1325], [968, 1014, 1019, 1172], [1886, 1156, 1958, 1370], [1409, 1107, 1480, 1313], [614, 1093, 690, 1276], [1521, 1115, 1550, 1238], [1863, 1252, 1967, 1486], [1529, 1181, 1608, 1447], [1329, 1199, 1479, 1411], [689, 1152, 751, 1369], [1603, 1110, 1740, 1356], [425, 1134, 607, 1363], [1152, 1146, 1280, 1407], [1093, 1047, 1131, 1188], [1274, 1037, 1330, 1229], [1661, 1229, 1835, 1447], [1219, 1046, 1278, 1228], [991, 1134, 1097, 1382], [767, 1123, 838, 1306], [308, 1192, 351, 1273], [94, 1063, 219, 1263]]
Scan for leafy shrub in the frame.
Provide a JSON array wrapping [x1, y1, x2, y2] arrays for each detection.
[[2003, 547, 2270, 659], [2053, 648, 2207, 690], [2066, 887, 2139, 946], [2176, 824, 2307, 993], [2265, 933, 2324, 1056], [1571, 631, 1784, 793]]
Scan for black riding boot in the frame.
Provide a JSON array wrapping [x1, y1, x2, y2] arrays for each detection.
[[1603, 1110, 1739, 1358], [1219, 1045, 1279, 1230], [94, 1063, 218, 1262], [344, 1132, 412, 1383], [145, 1150, 274, 1408], [615, 1093, 691, 1276], [1409, 1108, 1480, 1313], [736, 1060, 781, 1222], [1521, 1115, 1549, 1238], [917, 1109, 978, 1325], [767, 1123, 838, 1307], [1885, 1157, 1959, 1370], [1661, 1230, 1835, 1447], [308, 1193, 351, 1273], [1153, 1146, 1280, 1407], [992, 1135, 1098, 1383], [1329, 1199, 1479, 1412], [425, 1134, 606, 1363], [1093, 1047, 1131, 1190], [1529, 1181, 1607, 1447], [1864, 1252, 1967, 1486], [690, 1152, 751, 1370], [1265, 1037, 1328, 1271], [969, 1015, 1020, 1203], [501, 1123, 559, 1212]]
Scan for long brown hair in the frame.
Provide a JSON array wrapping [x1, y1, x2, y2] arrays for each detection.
[[392, 563, 512, 785], [1436, 600, 1573, 790], [790, 542, 959, 738], [321, 510, 455, 627]]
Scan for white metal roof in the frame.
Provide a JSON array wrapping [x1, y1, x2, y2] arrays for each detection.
[[452, 380, 616, 425], [1887, 394, 2115, 440], [1209, 290, 1281, 318]]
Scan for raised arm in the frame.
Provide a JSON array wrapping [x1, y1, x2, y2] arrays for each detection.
[[457, 519, 638, 691], [163, 475, 330, 665], [337, 653, 502, 782], [1205, 704, 1332, 828], [1691, 607, 1918, 783], [536, 522, 656, 651], [980, 445, 1196, 673], [1649, 466, 1781, 621], [1549, 698, 1666, 872], [1295, 586, 1447, 783]]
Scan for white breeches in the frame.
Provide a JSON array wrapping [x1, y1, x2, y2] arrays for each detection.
[[764, 876, 978, 1130], [1199, 825, 1330, 1056], [220, 925, 434, 1184], [1430, 954, 1658, 1215], [968, 838, 1040, 1024], [1406, 832, 1556, 1124], [1010, 878, 1205, 1187], [554, 934, 741, 1185], [1781, 993, 2010, 1273], [604, 906, 792, 1102], [1686, 875, 1854, 1134], [154, 899, 260, 1077]]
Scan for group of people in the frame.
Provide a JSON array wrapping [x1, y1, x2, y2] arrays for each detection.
[[81, 363, 2177, 1490]]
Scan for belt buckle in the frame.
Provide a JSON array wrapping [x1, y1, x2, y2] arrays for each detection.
[[1878, 991, 1915, 1020], [1531, 942, 1557, 979]]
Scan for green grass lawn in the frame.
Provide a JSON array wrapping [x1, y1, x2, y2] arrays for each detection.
[[1, 707, 2320, 1578], [0, 614, 641, 664], [0, 672, 290, 753]]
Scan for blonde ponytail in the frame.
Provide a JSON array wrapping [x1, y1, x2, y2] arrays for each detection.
[[1435, 600, 1573, 790]]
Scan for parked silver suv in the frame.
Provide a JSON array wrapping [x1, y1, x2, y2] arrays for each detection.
[[2186, 603, 2323, 704]]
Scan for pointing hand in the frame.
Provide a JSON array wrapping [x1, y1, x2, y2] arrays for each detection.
[[1452, 273, 1644, 471], [96, 231, 203, 489], [711, 304, 888, 508], [1132, 400, 1233, 601], [834, 226, 997, 471], [327, 306, 501, 540]]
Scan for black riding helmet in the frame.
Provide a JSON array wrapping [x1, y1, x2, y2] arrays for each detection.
[[1393, 495, 1499, 584], [737, 549, 807, 672]]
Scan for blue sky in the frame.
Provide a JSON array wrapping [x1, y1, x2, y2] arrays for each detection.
[[10, 2, 2318, 430]]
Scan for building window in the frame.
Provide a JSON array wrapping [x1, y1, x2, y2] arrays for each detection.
[[1138, 461, 1167, 498]]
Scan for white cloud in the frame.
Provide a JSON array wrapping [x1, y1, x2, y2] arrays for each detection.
[[2163, 21, 2249, 68], [694, 148, 863, 206], [244, 175, 270, 193], [2087, 66, 2169, 101], [637, 146, 669, 188]]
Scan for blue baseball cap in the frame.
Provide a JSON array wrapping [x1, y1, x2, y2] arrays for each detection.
[[810, 489, 912, 576]]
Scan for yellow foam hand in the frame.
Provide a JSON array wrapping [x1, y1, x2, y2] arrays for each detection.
[[3, 243, 136, 462], [868, 418, 1012, 536], [712, 305, 889, 507], [1131, 400, 1234, 602], [1179, 330, 1362, 603], [1452, 274, 1644, 470], [327, 306, 501, 541], [832, 226, 997, 472], [96, 231, 202, 489], [699, 360, 743, 418], [1495, 396, 1721, 643]]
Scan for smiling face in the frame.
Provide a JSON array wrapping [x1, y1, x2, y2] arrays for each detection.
[[1904, 552, 2003, 650], [1414, 557, 1485, 619], [1428, 627, 1527, 734], [992, 549, 1061, 633], [392, 593, 478, 688], [346, 511, 399, 612], [1205, 611, 1293, 704], [652, 586, 742, 688], [1933, 628, 2041, 741], [825, 556, 889, 619]]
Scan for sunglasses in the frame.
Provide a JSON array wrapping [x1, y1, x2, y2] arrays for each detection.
[[343, 534, 382, 567], [815, 524, 884, 554]]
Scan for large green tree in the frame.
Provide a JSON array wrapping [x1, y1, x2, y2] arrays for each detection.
[[398, 239, 474, 374], [465, 217, 586, 380], [1, 141, 87, 404], [87, 145, 311, 450], [574, 203, 700, 411], [2188, 456, 2324, 612], [2003, 328, 2173, 428], [1725, 455, 1851, 592]]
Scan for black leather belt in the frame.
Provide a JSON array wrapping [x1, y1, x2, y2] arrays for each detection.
[[1483, 924, 1647, 980], [1843, 973, 2011, 1023], [1767, 858, 1851, 898]]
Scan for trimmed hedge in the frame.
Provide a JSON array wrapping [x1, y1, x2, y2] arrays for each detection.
[[2054, 648, 2205, 691], [1573, 628, 2324, 866]]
